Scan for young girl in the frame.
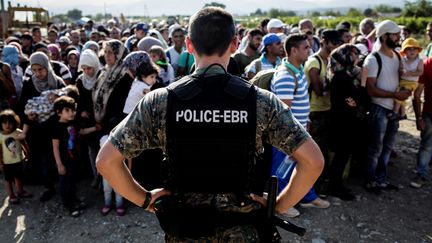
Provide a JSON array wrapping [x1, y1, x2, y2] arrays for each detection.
[[391, 38, 424, 120], [123, 51, 160, 114], [149, 46, 174, 85], [0, 109, 32, 204]]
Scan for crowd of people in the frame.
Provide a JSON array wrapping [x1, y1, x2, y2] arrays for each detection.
[[0, 12, 431, 222]]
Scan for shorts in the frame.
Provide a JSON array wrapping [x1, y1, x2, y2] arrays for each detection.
[[395, 80, 418, 105], [3, 161, 24, 182]]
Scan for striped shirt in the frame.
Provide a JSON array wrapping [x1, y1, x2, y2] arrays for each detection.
[[270, 60, 310, 127]]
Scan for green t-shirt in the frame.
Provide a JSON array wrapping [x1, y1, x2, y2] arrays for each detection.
[[304, 54, 331, 112], [177, 51, 195, 75]]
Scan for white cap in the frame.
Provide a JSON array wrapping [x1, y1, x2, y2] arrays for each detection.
[[355, 43, 368, 55], [376, 20, 401, 38], [267, 18, 285, 30]]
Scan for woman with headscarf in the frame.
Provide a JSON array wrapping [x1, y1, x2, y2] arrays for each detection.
[[75, 49, 103, 188], [47, 44, 61, 62], [18, 51, 65, 201], [9, 42, 30, 72], [67, 50, 81, 84], [2, 45, 23, 101], [82, 41, 100, 55], [147, 29, 169, 50], [93, 39, 132, 135], [327, 44, 367, 201]]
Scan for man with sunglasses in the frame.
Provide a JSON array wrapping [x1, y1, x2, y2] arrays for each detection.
[[363, 20, 411, 193]]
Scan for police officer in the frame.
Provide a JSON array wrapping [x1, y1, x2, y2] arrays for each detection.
[[97, 7, 324, 242]]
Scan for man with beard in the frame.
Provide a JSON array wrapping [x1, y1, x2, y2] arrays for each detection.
[[232, 28, 263, 77], [363, 20, 411, 193], [245, 33, 283, 80]]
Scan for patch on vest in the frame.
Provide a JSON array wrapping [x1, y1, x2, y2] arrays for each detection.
[[175, 109, 248, 123]]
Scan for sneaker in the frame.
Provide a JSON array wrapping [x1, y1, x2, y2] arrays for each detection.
[[387, 112, 399, 121], [39, 189, 55, 202], [378, 181, 399, 191], [69, 209, 80, 218], [280, 207, 300, 218], [364, 181, 381, 195], [101, 205, 111, 216], [300, 197, 330, 209], [116, 206, 126, 216], [410, 176, 428, 188]]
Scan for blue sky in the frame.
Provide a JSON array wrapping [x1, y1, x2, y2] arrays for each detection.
[[8, 0, 405, 16]]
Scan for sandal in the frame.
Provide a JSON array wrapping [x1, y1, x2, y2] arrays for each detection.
[[101, 205, 111, 216], [17, 191, 33, 198], [9, 196, 19, 204], [116, 206, 126, 216]]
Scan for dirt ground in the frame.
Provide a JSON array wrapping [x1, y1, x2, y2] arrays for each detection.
[[0, 116, 431, 243]]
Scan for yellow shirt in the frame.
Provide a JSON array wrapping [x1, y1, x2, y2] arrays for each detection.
[[0, 129, 24, 164], [304, 55, 331, 112]]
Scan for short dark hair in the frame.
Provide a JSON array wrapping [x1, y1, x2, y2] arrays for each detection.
[[136, 62, 159, 81], [188, 7, 235, 57], [248, 28, 264, 38], [284, 34, 308, 55], [0, 109, 20, 131], [260, 18, 270, 29], [338, 28, 350, 36], [53, 96, 77, 114]]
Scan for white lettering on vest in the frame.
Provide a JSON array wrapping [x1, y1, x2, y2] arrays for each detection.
[[175, 109, 249, 123]]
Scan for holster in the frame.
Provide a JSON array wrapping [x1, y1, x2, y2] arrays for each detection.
[[154, 195, 281, 241]]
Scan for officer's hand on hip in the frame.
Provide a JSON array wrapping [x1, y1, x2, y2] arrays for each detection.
[[145, 188, 172, 213]]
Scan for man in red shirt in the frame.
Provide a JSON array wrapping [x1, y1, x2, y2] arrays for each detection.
[[412, 57, 432, 188]]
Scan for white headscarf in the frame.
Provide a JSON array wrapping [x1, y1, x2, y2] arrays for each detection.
[[79, 49, 102, 90]]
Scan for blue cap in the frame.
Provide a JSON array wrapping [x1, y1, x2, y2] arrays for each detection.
[[135, 23, 149, 33], [259, 33, 281, 53]]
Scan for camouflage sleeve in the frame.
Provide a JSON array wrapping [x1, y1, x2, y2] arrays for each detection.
[[108, 88, 168, 159], [257, 89, 310, 155]]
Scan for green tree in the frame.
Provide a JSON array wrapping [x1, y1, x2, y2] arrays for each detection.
[[403, 0, 432, 17], [253, 8, 263, 16], [203, 2, 226, 9], [66, 8, 82, 20], [347, 8, 362, 17], [374, 4, 402, 13], [310, 11, 321, 17], [363, 8, 375, 17], [323, 10, 341, 16]]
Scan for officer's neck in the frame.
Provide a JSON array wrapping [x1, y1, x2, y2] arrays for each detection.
[[194, 55, 230, 71]]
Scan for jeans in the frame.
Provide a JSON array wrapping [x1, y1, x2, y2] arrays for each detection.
[[102, 178, 123, 208], [271, 148, 317, 203], [367, 104, 399, 183], [417, 114, 432, 177]]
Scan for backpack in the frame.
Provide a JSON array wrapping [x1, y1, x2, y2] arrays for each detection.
[[250, 65, 299, 95], [371, 50, 401, 79], [308, 54, 323, 96]]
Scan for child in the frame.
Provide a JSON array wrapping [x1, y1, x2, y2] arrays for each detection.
[[123, 57, 160, 114], [391, 38, 424, 120], [0, 109, 32, 204], [52, 96, 84, 217], [100, 134, 131, 216], [149, 46, 175, 85]]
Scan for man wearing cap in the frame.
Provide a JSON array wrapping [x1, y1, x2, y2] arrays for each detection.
[[363, 20, 411, 193], [267, 18, 286, 34], [245, 33, 282, 80], [124, 23, 149, 51], [232, 28, 263, 77], [305, 29, 342, 193]]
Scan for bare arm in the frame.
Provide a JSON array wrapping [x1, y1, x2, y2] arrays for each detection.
[[275, 138, 324, 213], [280, 99, 292, 107], [96, 141, 170, 210], [366, 77, 410, 100], [413, 83, 425, 131], [52, 139, 66, 175], [308, 68, 323, 96]]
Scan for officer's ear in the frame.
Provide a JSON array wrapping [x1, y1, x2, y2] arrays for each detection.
[[229, 37, 238, 54], [185, 36, 195, 55]]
